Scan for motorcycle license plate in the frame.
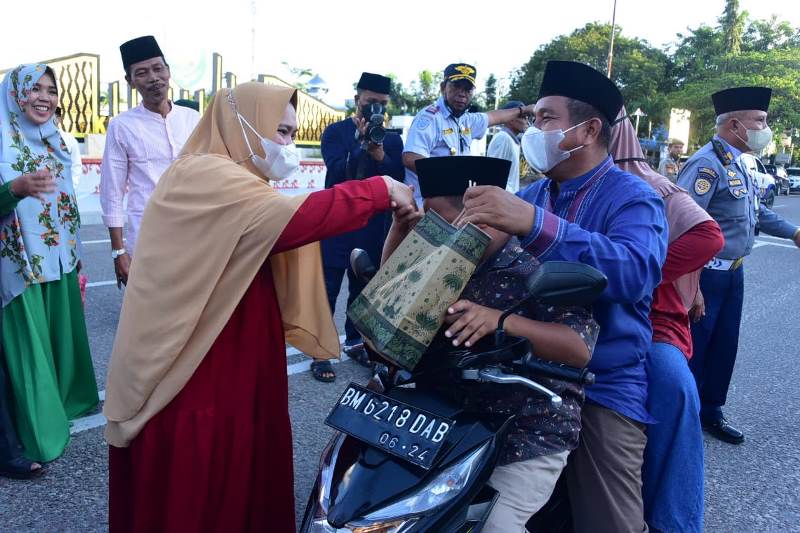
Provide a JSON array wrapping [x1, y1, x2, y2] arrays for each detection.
[[326, 383, 454, 470]]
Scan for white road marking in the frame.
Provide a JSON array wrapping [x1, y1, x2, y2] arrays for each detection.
[[86, 280, 117, 288], [70, 413, 106, 435], [71, 337, 348, 434], [757, 234, 792, 242], [755, 239, 797, 249]]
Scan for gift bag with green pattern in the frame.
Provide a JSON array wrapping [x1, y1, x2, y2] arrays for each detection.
[[348, 209, 490, 371]]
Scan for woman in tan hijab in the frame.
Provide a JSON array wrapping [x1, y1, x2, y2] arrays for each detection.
[[104, 82, 413, 532], [610, 107, 723, 533]]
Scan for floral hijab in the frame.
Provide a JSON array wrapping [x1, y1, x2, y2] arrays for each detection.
[[0, 63, 80, 308]]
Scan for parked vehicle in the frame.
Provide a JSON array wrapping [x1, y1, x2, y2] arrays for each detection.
[[764, 164, 790, 196], [787, 167, 800, 194], [740, 154, 777, 208], [301, 252, 606, 533]]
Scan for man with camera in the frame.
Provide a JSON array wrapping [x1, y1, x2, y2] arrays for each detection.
[[315, 72, 405, 382]]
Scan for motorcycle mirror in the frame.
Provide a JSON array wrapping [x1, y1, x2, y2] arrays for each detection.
[[350, 248, 377, 284], [494, 262, 607, 345], [525, 261, 607, 306]]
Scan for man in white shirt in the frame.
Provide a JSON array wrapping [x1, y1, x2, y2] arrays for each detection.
[[487, 100, 528, 193], [100, 35, 200, 287]]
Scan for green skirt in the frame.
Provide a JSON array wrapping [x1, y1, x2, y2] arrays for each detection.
[[1, 269, 99, 462]]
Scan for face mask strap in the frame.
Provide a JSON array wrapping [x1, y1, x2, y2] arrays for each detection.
[[228, 91, 262, 161], [612, 114, 630, 126]]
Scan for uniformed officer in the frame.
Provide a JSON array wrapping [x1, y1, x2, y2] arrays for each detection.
[[677, 86, 800, 444], [657, 139, 684, 182], [402, 63, 535, 205]]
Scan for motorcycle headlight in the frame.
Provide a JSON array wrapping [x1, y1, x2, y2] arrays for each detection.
[[306, 439, 489, 532], [358, 442, 490, 523], [306, 518, 417, 533]]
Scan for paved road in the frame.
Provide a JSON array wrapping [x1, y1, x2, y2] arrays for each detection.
[[1, 197, 799, 532]]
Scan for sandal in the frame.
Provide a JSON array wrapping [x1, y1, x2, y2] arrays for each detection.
[[311, 360, 336, 383], [343, 343, 371, 367], [0, 456, 44, 480]]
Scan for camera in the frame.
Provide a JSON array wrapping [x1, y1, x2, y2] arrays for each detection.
[[358, 103, 386, 145]]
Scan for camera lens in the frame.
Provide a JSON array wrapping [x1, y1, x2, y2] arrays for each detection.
[[367, 114, 386, 144], [368, 124, 386, 144]]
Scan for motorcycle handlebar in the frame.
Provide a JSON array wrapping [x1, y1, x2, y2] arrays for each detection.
[[522, 356, 595, 386]]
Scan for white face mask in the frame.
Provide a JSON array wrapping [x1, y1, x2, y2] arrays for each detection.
[[236, 112, 300, 181], [733, 119, 772, 153], [521, 120, 589, 173]]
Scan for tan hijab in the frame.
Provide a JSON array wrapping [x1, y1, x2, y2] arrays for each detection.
[[609, 107, 713, 309], [104, 83, 340, 447]]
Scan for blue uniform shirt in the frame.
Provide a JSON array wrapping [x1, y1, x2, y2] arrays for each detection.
[[677, 136, 798, 260], [403, 96, 489, 205], [517, 156, 668, 423], [319, 117, 404, 268]]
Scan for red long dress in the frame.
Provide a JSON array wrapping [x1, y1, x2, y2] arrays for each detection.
[[109, 178, 390, 533]]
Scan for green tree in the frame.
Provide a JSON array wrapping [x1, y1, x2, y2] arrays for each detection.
[[719, 0, 747, 56], [484, 73, 498, 109], [671, 47, 800, 146], [743, 16, 800, 52], [669, 24, 725, 85], [508, 22, 673, 127], [386, 74, 416, 117], [669, 5, 800, 147]]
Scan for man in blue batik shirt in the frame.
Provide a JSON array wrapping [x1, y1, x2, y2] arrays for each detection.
[[315, 72, 405, 382], [459, 61, 667, 533]]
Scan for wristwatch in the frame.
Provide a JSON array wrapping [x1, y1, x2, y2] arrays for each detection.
[[111, 248, 127, 260]]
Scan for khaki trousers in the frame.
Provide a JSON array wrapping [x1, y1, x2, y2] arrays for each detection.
[[483, 450, 570, 532], [566, 402, 649, 533]]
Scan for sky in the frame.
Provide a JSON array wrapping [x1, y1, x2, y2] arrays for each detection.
[[2, 0, 799, 107]]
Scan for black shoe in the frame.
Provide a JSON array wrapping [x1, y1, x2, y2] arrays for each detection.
[[702, 417, 745, 444], [343, 343, 371, 367]]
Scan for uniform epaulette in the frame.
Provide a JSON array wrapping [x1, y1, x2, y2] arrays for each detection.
[[424, 105, 439, 115], [711, 138, 735, 168]]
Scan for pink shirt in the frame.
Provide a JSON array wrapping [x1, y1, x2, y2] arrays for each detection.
[[100, 102, 200, 252]]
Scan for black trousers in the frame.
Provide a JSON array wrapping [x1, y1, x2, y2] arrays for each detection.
[[323, 265, 366, 346], [0, 315, 24, 465]]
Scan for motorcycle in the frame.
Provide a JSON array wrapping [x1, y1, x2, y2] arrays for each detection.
[[300, 250, 606, 533]]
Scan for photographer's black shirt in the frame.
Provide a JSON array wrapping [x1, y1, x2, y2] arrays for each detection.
[[320, 118, 404, 268]]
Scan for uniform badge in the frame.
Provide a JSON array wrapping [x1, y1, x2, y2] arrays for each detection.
[[727, 178, 743, 187], [695, 178, 712, 195], [442, 128, 454, 135], [416, 116, 432, 130], [727, 169, 737, 177], [698, 167, 719, 181], [462, 128, 471, 136], [449, 147, 457, 155]]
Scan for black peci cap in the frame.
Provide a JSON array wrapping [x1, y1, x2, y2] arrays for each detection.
[[120, 35, 164, 72], [538, 60, 623, 123], [712, 86, 771, 115], [416, 156, 510, 198], [356, 72, 392, 95]]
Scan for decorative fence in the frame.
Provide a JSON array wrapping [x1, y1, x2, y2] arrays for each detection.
[[2, 52, 344, 146]]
